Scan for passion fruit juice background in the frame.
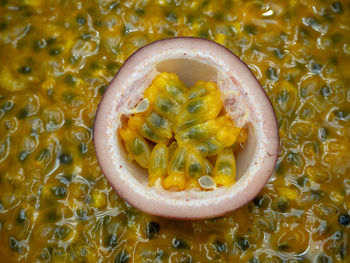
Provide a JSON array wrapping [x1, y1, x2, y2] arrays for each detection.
[[0, 0, 349, 262]]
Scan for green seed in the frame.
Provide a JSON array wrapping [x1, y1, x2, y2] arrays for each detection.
[[130, 138, 146, 155], [140, 123, 162, 143], [188, 86, 206, 99], [187, 99, 203, 113], [164, 83, 186, 104]]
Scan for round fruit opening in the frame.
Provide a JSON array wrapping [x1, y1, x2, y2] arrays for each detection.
[[118, 58, 255, 185], [94, 37, 279, 219]]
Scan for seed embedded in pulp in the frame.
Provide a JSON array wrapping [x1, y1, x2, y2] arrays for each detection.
[[119, 72, 248, 191]]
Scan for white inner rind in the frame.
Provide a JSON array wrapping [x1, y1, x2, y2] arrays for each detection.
[[94, 38, 279, 219]]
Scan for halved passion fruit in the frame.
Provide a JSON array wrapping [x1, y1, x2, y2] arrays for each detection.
[[94, 37, 279, 220]]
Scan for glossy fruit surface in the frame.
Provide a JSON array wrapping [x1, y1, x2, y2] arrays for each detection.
[[94, 37, 279, 219]]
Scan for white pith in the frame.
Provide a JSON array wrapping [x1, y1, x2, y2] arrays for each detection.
[[94, 38, 279, 219]]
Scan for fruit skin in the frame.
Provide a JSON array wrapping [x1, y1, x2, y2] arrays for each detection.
[[93, 37, 279, 220]]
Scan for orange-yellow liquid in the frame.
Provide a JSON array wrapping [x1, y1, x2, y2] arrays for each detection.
[[0, 0, 349, 262]]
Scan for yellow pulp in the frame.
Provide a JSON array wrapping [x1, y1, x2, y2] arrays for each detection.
[[119, 72, 247, 190]]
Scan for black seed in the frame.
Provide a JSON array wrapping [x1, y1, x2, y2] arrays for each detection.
[[172, 238, 187, 249], [338, 214, 350, 226], [213, 240, 226, 252], [107, 62, 120, 74], [317, 254, 332, 263], [275, 160, 284, 175], [18, 151, 28, 162], [146, 221, 160, 239], [0, 22, 7, 31], [49, 48, 61, 56], [115, 249, 130, 263], [76, 15, 86, 25], [9, 237, 23, 253], [266, 67, 278, 81], [59, 153, 73, 165], [310, 62, 322, 74], [135, 8, 145, 15], [37, 248, 50, 260], [46, 210, 59, 222], [340, 242, 347, 259], [46, 37, 56, 45], [18, 108, 29, 119], [320, 86, 331, 97], [76, 209, 88, 221], [319, 127, 328, 141], [54, 225, 71, 239], [17, 209, 27, 223], [331, 33, 343, 44], [331, 2, 343, 13], [50, 185, 67, 198], [276, 197, 289, 212], [98, 84, 107, 95], [156, 250, 165, 259], [106, 234, 118, 247], [122, 25, 132, 35], [18, 66, 31, 74], [273, 48, 285, 59], [249, 257, 260, 263], [198, 30, 209, 38], [286, 152, 301, 166], [244, 25, 257, 35], [334, 110, 348, 121], [236, 237, 250, 251], [90, 61, 99, 70], [78, 143, 88, 154], [65, 74, 76, 85], [310, 190, 325, 201], [253, 195, 268, 208], [214, 12, 224, 21], [297, 175, 308, 187], [62, 91, 76, 103], [166, 12, 178, 23], [186, 14, 194, 25], [278, 244, 289, 251]]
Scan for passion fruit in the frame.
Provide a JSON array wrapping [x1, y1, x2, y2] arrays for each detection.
[[93, 37, 279, 220]]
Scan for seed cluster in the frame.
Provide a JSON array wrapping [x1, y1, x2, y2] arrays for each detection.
[[119, 73, 247, 190]]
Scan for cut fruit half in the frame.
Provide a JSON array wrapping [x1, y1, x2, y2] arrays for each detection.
[[93, 37, 279, 220]]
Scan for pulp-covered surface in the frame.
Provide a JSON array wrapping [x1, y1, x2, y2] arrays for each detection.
[[0, 0, 349, 262]]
